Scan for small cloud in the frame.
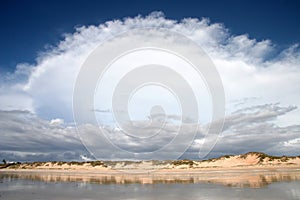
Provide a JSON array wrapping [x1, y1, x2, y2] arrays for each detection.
[[50, 118, 64, 126], [92, 109, 111, 113]]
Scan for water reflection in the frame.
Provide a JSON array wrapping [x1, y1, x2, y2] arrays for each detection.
[[1, 170, 300, 188]]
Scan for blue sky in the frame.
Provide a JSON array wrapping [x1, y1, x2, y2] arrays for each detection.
[[1, 0, 300, 71], [1, 0, 300, 161]]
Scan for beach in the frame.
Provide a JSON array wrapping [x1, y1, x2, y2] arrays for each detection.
[[1, 153, 300, 199], [1, 152, 300, 188]]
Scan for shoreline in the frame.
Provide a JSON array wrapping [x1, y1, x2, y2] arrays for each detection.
[[1, 164, 300, 174]]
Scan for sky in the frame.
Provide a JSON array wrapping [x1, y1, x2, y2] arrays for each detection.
[[1, 0, 300, 71], [0, 0, 300, 162]]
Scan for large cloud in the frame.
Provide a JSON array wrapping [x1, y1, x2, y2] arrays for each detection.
[[0, 11, 298, 122], [0, 12, 300, 160]]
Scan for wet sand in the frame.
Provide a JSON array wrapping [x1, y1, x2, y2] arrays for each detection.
[[1, 167, 300, 188]]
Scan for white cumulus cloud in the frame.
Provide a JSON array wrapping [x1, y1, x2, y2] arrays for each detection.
[[0, 12, 300, 160]]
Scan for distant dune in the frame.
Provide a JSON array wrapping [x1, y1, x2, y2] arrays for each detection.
[[1, 152, 300, 171]]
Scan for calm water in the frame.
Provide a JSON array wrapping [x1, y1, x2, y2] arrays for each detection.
[[1, 170, 300, 200]]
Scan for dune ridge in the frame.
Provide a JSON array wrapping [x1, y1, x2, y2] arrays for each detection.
[[1, 152, 300, 171]]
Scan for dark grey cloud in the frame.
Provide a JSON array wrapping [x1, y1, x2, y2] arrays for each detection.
[[0, 103, 299, 161], [185, 103, 300, 159], [221, 103, 297, 131], [0, 110, 89, 162]]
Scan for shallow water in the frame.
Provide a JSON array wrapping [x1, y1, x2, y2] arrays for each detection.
[[1, 170, 300, 200]]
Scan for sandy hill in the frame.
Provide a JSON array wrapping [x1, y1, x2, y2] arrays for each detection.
[[1, 152, 300, 171]]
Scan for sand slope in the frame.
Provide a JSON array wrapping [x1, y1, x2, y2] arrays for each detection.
[[1, 152, 300, 171]]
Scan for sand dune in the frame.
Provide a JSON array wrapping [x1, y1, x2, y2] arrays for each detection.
[[1, 152, 300, 171]]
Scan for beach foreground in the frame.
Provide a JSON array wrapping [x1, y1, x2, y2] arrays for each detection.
[[1, 152, 300, 200], [1, 152, 300, 188]]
